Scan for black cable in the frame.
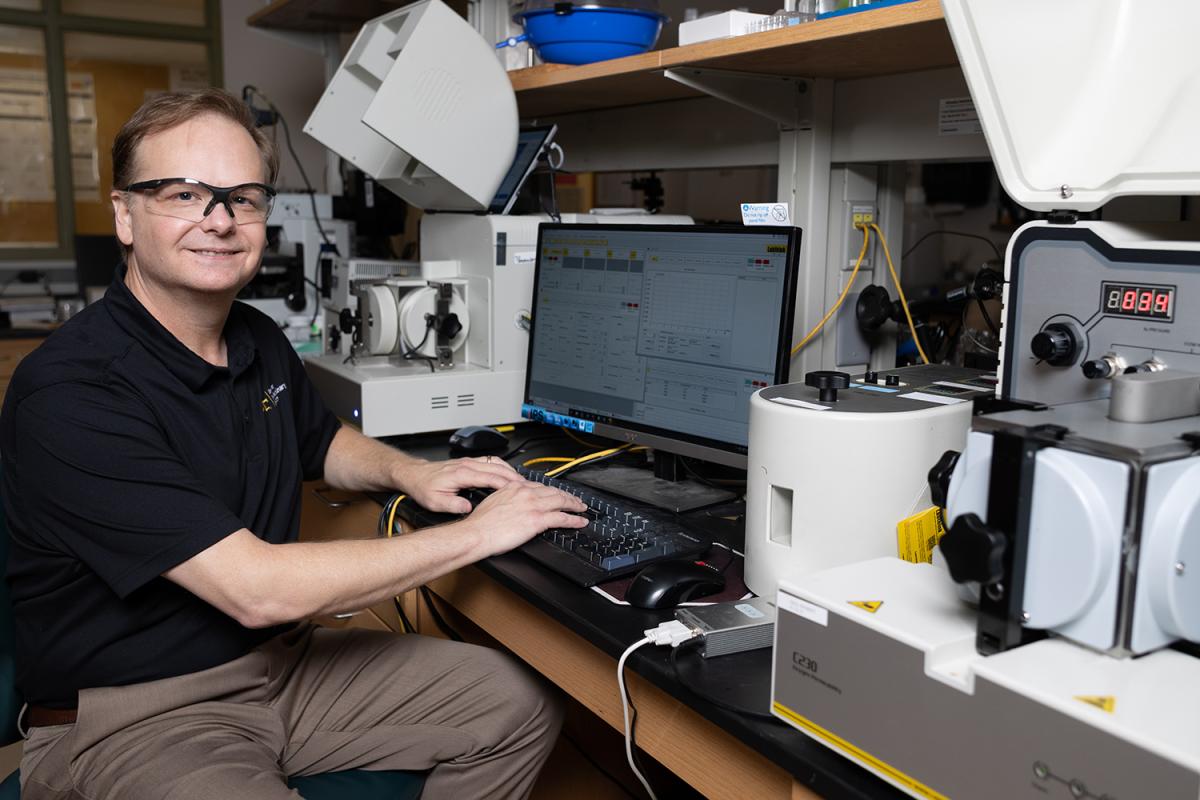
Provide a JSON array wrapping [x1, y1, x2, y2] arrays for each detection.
[[392, 596, 416, 635], [401, 320, 436, 373], [975, 296, 1000, 337], [304, 276, 324, 325], [539, 147, 561, 223], [901, 229, 1002, 262], [244, 86, 337, 255], [419, 586, 464, 642], [669, 641, 781, 722]]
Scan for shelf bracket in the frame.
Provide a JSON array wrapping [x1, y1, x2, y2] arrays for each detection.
[[663, 68, 814, 130]]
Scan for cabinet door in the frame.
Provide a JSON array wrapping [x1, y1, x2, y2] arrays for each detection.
[[299, 482, 410, 633]]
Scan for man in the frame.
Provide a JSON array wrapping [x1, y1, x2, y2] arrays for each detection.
[[1, 88, 588, 800]]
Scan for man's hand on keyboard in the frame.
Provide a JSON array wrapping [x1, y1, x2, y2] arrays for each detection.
[[401, 456, 525, 514], [465, 481, 589, 556]]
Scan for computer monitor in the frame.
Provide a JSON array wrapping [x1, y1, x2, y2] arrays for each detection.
[[522, 223, 800, 509]]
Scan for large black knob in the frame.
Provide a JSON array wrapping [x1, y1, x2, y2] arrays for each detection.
[[1030, 324, 1079, 366], [927, 450, 961, 509], [805, 370, 851, 402], [338, 307, 359, 335], [856, 285, 894, 331], [939, 513, 1007, 585]]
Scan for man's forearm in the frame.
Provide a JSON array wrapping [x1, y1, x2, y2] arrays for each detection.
[[321, 426, 424, 494]]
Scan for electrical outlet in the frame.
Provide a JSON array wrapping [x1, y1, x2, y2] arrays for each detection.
[[846, 204, 877, 269]]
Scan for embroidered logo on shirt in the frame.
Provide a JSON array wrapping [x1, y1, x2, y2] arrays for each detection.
[[261, 382, 288, 412]]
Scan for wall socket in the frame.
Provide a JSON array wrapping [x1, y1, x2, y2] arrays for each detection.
[[845, 203, 877, 269]]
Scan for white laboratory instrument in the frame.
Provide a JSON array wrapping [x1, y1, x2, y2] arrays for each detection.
[[302, 0, 688, 436], [241, 194, 350, 331], [770, 2, 1200, 797], [743, 365, 993, 597]]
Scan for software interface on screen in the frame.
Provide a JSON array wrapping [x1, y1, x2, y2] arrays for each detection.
[[524, 226, 794, 454]]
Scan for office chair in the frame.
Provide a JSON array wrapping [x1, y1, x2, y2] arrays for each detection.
[[0, 469, 424, 799]]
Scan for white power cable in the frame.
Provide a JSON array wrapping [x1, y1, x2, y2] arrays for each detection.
[[617, 621, 701, 800]]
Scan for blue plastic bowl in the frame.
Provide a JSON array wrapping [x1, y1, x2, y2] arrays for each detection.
[[511, 6, 667, 65]]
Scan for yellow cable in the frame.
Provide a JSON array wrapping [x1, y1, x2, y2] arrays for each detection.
[[562, 428, 607, 449], [545, 444, 632, 477], [870, 223, 930, 365], [522, 456, 574, 467], [385, 494, 407, 632], [791, 225, 870, 356]]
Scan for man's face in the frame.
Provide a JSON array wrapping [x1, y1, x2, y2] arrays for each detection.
[[111, 113, 269, 298]]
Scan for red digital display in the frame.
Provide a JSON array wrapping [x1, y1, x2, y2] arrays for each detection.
[[1103, 283, 1175, 321]]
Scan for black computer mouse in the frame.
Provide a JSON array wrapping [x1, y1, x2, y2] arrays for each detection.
[[448, 425, 509, 456], [625, 560, 725, 609]]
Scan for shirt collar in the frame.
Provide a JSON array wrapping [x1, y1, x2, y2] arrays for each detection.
[[104, 263, 258, 390]]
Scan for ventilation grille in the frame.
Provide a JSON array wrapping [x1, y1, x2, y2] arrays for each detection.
[[457, 394, 474, 407], [348, 260, 417, 279], [431, 396, 449, 410]]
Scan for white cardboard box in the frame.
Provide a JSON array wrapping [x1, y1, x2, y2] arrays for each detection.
[[678, 11, 767, 46]]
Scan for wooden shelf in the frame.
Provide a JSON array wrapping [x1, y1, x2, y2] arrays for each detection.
[[511, 0, 956, 117]]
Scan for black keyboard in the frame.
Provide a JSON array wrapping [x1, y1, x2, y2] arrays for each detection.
[[465, 466, 712, 587]]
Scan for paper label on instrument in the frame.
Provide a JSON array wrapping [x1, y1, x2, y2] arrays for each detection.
[[741, 202, 791, 226], [897, 506, 946, 564], [778, 592, 828, 627]]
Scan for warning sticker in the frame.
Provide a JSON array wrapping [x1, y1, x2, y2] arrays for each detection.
[[938, 97, 982, 136], [1074, 695, 1116, 713], [897, 506, 946, 564], [849, 600, 883, 613]]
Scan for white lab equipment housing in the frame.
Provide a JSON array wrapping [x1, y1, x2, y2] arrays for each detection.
[[302, 0, 687, 436], [768, 2, 1200, 797]]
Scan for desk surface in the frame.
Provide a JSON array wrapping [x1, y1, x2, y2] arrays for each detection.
[[395, 428, 902, 800]]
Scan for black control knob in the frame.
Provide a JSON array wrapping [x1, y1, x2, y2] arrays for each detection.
[[435, 311, 463, 339], [338, 307, 359, 335], [939, 513, 1007, 585], [1030, 324, 1079, 366], [885, 374, 901, 387], [1082, 359, 1113, 380], [864, 371, 879, 384], [805, 370, 851, 402], [855, 285, 894, 331], [927, 450, 961, 509]]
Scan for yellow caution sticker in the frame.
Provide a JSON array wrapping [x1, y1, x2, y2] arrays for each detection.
[[897, 506, 947, 564], [849, 600, 883, 613], [1074, 695, 1116, 713]]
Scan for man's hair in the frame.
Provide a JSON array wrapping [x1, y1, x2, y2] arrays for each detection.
[[112, 88, 279, 190]]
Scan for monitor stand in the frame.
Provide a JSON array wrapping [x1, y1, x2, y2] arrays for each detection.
[[568, 452, 737, 514]]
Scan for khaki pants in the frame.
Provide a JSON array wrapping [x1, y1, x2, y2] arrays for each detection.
[[20, 624, 564, 800]]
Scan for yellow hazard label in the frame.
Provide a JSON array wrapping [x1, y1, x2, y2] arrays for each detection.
[[773, 702, 948, 799], [1074, 695, 1115, 713], [897, 506, 946, 564], [849, 600, 883, 613]]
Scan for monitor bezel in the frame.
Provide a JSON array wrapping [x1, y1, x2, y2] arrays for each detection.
[[488, 124, 557, 216], [523, 222, 801, 469]]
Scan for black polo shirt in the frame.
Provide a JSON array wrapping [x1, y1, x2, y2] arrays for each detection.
[[0, 267, 340, 708]]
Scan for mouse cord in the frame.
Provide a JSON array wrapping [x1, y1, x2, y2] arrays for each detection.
[[617, 622, 701, 800]]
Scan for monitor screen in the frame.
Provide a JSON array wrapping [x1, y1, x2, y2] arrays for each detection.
[[522, 223, 800, 468], [488, 125, 556, 215]]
